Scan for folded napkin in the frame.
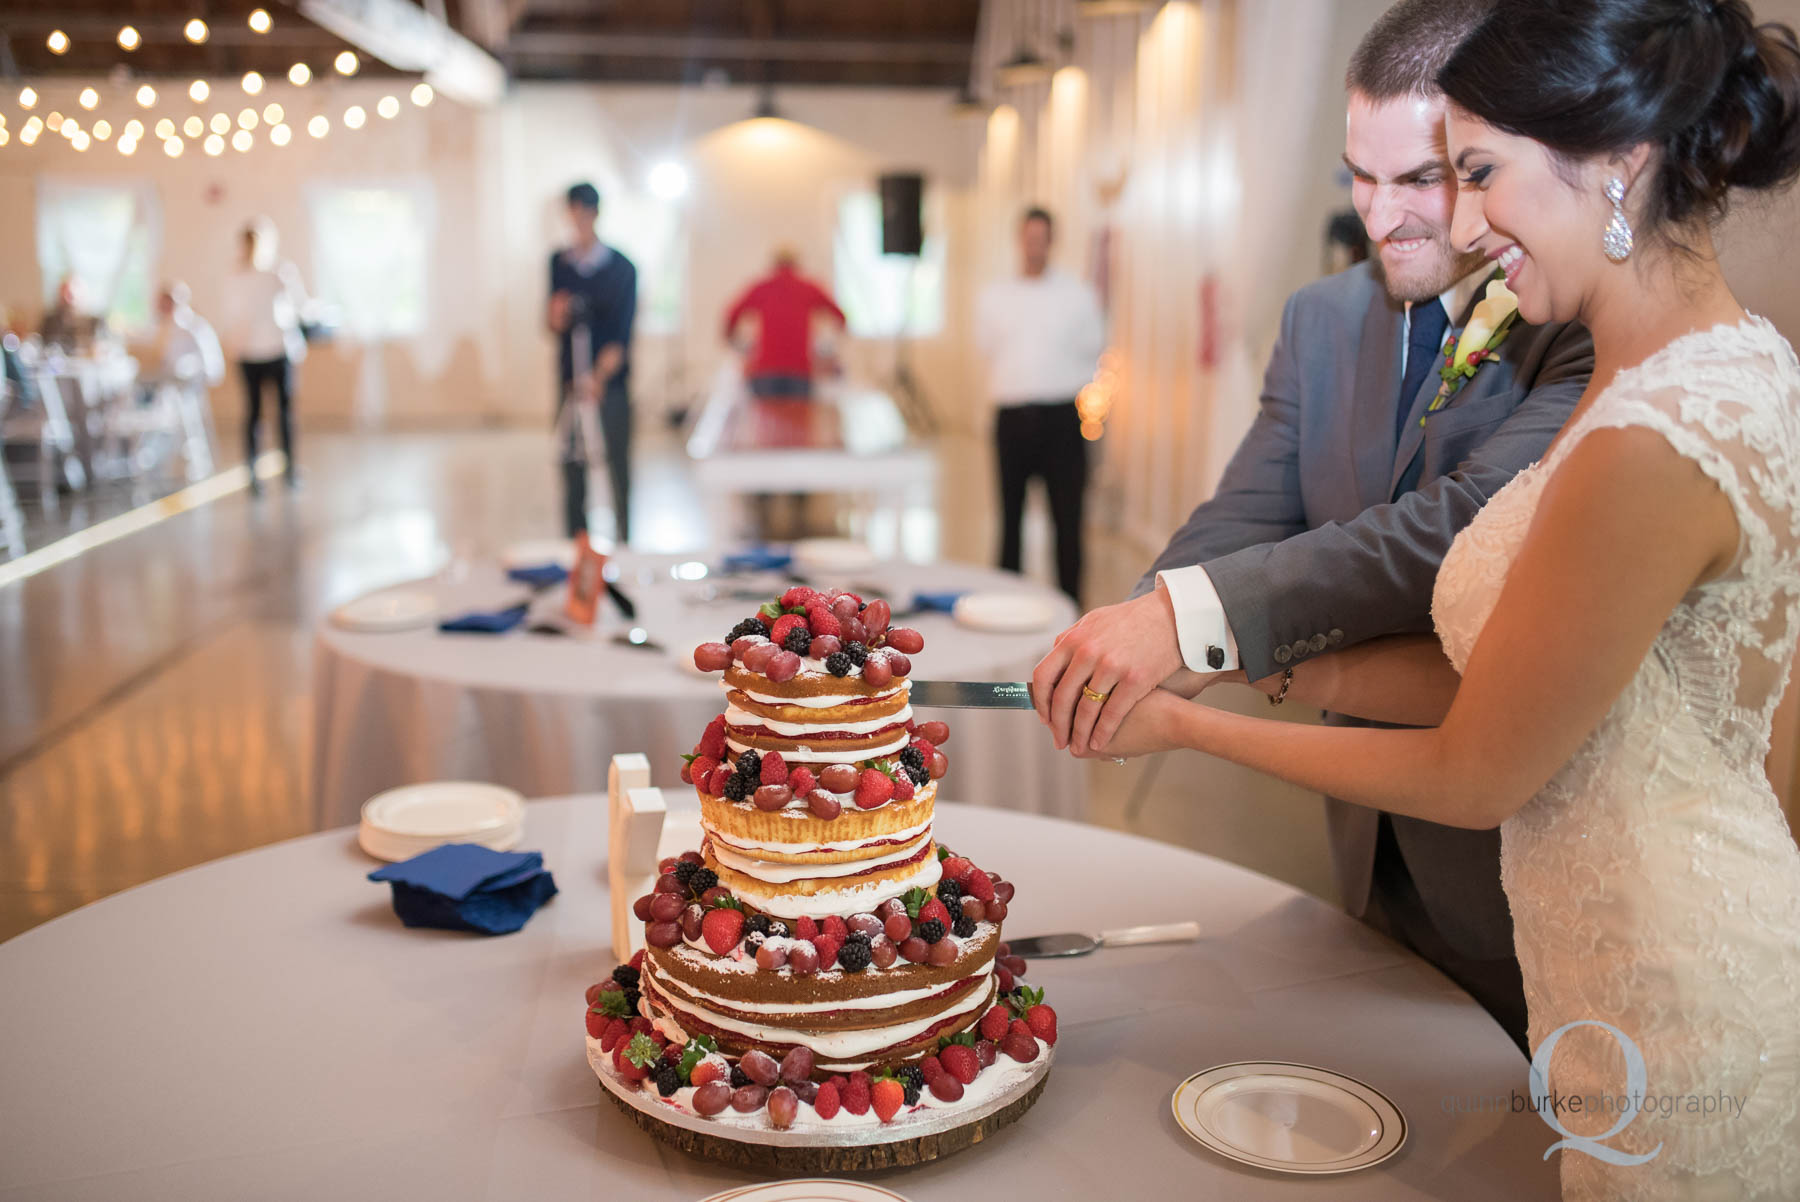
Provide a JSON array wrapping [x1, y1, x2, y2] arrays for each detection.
[[505, 563, 569, 589], [720, 546, 793, 574], [910, 590, 967, 614], [438, 601, 529, 634], [368, 844, 558, 935]]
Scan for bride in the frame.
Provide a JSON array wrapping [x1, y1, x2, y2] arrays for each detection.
[[1059, 0, 1800, 1196]]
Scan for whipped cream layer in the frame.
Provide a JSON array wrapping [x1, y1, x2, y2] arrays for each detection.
[[705, 812, 934, 855], [724, 702, 913, 738], [726, 851, 944, 919], [709, 833, 931, 884], [650, 953, 994, 1015], [733, 678, 908, 709], [727, 730, 912, 762]]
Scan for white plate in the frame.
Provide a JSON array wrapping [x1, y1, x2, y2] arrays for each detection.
[[698, 1183, 913, 1202], [331, 588, 439, 633], [1171, 1062, 1405, 1175], [951, 591, 1059, 634], [791, 538, 877, 580], [358, 782, 527, 862], [501, 539, 575, 571]]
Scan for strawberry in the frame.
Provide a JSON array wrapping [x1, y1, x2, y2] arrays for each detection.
[[918, 898, 952, 930], [601, 1016, 630, 1052], [793, 915, 820, 941], [871, 1077, 905, 1123], [689, 1055, 728, 1088], [690, 756, 721, 788], [629, 949, 645, 970], [910, 736, 937, 759], [787, 765, 817, 797], [892, 775, 915, 802], [614, 1039, 653, 1082], [979, 1004, 1011, 1043], [813, 1079, 842, 1119], [585, 1009, 609, 1039], [760, 752, 789, 786], [701, 907, 745, 954], [698, 715, 728, 760], [822, 915, 849, 940], [811, 934, 843, 969], [768, 613, 808, 648], [940, 1043, 981, 1085], [854, 768, 895, 810], [780, 585, 820, 610], [629, 1015, 655, 1035], [961, 868, 996, 903], [940, 856, 975, 884], [663, 1041, 686, 1064], [1020, 991, 1058, 1045], [806, 605, 843, 640], [842, 1072, 872, 1116]]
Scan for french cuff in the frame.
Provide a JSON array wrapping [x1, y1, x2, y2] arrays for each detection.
[[1156, 565, 1241, 674]]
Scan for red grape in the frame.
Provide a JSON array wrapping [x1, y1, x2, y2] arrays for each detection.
[[681, 903, 705, 941], [656, 872, 684, 894], [929, 1073, 964, 1102], [740, 1049, 780, 1086], [883, 914, 911, 942], [731, 636, 762, 659], [885, 627, 924, 653], [918, 721, 950, 746], [660, 856, 678, 874], [861, 655, 894, 689], [680, 850, 705, 865], [700, 885, 730, 906], [994, 881, 1016, 904], [809, 635, 842, 660], [585, 983, 604, 1006], [633, 894, 654, 921], [862, 600, 891, 640], [820, 763, 859, 793], [650, 892, 685, 922], [806, 789, 842, 820], [975, 1039, 998, 1068], [870, 935, 898, 969], [765, 650, 802, 682], [987, 900, 1008, 923], [743, 643, 779, 673], [787, 941, 820, 974], [877, 898, 907, 920], [756, 942, 788, 970], [899, 937, 929, 963], [694, 642, 733, 671], [847, 913, 883, 938], [928, 938, 958, 966], [647, 921, 682, 948], [885, 652, 912, 678], [831, 595, 860, 621], [929, 751, 948, 780], [731, 1084, 768, 1112], [768, 1085, 799, 1129], [754, 784, 794, 812], [779, 1046, 815, 1083], [693, 1081, 732, 1115], [960, 898, 986, 922], [841, 616, 867, 645]]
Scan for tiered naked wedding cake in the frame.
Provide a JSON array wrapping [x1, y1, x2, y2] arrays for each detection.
[[584, 586, 1055, 1141]]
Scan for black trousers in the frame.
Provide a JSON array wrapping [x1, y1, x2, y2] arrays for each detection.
[[1367, 814, 1530, 1056], [560, 379, 632, 543], [240, 356, 294, 475], [995, 401, 1087, 603]]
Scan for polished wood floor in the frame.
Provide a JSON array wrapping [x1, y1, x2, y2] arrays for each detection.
[[0, 427, 1338, 943]]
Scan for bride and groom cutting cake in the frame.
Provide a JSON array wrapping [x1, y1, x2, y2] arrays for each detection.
[[1035, 0, 1800, 1196]]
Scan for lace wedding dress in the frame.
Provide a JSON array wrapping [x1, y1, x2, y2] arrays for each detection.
[[1432, 316, 1800, 1200]]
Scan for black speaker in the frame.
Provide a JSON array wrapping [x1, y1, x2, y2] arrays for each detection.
[[878, 172, 924, 256]]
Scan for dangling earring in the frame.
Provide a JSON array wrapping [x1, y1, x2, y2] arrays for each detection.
[[1602, 177, 1634, 263]]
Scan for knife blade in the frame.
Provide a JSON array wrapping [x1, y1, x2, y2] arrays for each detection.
[[907, 680, 1036, 710], [1005, 922, 1202, 958]]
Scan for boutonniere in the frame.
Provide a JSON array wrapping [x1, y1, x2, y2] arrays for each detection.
[[1420, 274, 1521, 425]]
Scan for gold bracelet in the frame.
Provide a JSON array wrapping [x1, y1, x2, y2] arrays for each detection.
[[1267, 668, 1294, 707]]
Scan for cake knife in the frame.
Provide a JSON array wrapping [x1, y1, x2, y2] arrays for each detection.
[[908, 680, 1036, 709], [1005, 922, 1202, 958]]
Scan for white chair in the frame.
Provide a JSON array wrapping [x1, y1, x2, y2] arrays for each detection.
[[0, 383, 25, 558]]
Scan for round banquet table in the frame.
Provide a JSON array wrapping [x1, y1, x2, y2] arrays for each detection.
[[0, 797, 1555, 1201], [311, 554, 1080, 829]]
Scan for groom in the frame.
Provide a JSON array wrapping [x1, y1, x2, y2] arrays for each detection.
[[1033, 0, 1594, 1052]]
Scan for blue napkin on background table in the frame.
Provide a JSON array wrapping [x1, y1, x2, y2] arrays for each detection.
[[368, 844, 558, 935], [720, 546, 793, 574], [910, 590, 967, 614], [505, 563, 569, 590], [437, 601, 529, 634]]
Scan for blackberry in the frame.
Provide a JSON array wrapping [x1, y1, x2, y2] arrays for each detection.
[[906, 763, 930, 786], [783, 627, 812, 656], [953, 915, 977, 939], [899, 746, 926, 776], [898, 1065, 925, 1105], [916, 918, 945, 945], [768, 920, 790, 938], [744, 930, 766, 951], [689, 868, 718, 895], [744, 914, 773, 938], [846, 929, 872, 945], [935, 878, 963, 904], [844, 641, 869, 667], [723, 775, 751, 802], [653, 1061, 682, 1097], [942, 897, 963, 926], [837, 939, 873, 972], [622, 989, 641, 1013], [726, 617, 769, 643], [673, 860, 699, 888], [825, 651, 853, 677], [736, 750, 762, 780], [731, 1064, 752, 1088], [611, 964, 641, 988]]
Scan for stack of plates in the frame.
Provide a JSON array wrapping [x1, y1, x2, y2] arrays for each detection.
[[791, 538, 877, 580], [952, 591, 1060, 634], [331, 588, 439, 633], [358, 782, 527, 862]]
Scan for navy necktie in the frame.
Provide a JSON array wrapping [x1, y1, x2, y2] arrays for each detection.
[[1397, 299, 1451, 444]]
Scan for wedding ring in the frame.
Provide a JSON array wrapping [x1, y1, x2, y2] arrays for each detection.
[[1082, 685, 1110, 704], [1109, 757, 1127, 766]]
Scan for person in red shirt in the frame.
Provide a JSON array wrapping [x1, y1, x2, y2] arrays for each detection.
[[722, 249, 846, 399]]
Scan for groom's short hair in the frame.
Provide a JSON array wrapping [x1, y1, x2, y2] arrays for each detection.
[[1347, 0, 1492, 99]]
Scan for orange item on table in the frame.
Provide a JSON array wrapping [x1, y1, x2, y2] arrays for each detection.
[[565, 533, 607, 627]]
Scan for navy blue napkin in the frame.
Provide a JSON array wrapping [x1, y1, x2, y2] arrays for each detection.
[[720, 546, 793, 574], [368, 844, 558, 935], [910, 590, 967, 613], [506, 563, 569, 590], [438, 601, 529, 634]]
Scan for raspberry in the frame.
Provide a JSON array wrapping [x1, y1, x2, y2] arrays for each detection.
[[788, 766, 817, 797], [813, 1079, 842, 1119], [806, 605, 843, 640], [823, 915, 848, 940], [780, 586, 820, 610], [980, 1004, 1011, 1042], [706, 766, 732, 796], [768, 614, 808, 649], [701, 907, 745, 954], [920, 1055, 944, 1082], [629, 1016, 655, 1035], [842, 1072, 872, 1116], [940, 1044, 980, 1085], [760, 753, 789, 786], [602, 1016, 630, 1051], [698, 718, 729, 760], [892, 775, 915, 802], [794, 915, 819, 941], [941, 856, 975, 884], [1026, 1003, 1059, 1045], [585, 1009, 609, 1039], [962, 868, 996, 903], [854, 768, 895, 809], [811, 934, 843, 968], [871, 1077, 905, 1123]]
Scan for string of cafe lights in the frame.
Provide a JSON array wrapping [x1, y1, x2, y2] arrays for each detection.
[[0, 8, 434, 157]]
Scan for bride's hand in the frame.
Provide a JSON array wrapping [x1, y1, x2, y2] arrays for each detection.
[[1070, 688, 1193, 760]]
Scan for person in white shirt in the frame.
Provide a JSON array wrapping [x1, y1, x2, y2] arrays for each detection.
[[149, 282, 224, 389], [221, 218, 308, 491], [974, 207, 1106, 602]]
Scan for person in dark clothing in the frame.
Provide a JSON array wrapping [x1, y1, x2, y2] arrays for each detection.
[[547, 182, 637, 542]]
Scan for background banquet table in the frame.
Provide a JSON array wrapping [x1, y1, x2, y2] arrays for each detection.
[[311, 553, 1081, 827], [0, 797, 1556, 1201]]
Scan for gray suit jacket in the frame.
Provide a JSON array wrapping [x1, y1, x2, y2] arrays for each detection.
[[1134, 260, 1593, 959]]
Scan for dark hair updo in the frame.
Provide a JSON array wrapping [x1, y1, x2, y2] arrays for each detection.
[[1438, 0, 1800, 242]]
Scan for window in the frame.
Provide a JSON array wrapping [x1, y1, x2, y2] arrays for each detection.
[[832, 189, 946, 338], [601, 193, 685, 336], [307, 184, 431, 338], [36, 180, 161, 335]]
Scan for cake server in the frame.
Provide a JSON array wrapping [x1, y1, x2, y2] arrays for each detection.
[[908, 679, 1036, 709], [1004, 921, 1202, 958]]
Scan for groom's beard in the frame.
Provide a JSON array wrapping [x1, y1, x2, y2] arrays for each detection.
[[1377, 232, 1488, 304]]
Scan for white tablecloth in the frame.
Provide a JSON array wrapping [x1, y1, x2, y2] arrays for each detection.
[[313, 555, 1082, 828], [0, 798, 1553, 1201]]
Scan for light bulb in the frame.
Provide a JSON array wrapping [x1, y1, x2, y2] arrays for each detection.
[[118, 25, 141, 51], [204, 134, 224, 156], [19, 87, 37, 108], [238, 108, 258, 130], [190, 80, 210, 102], [377, 95, 399, 119], [117, 136, 136, 155], [411, 83, 433, 107], [288, 63, 311, 86], [343, 105, 365, 130], [154, 117, 175, 139], [45, 111, 63, 131], [242, 71, 264, 95], [270, 123, 291, 146], [334, 51, 359, 76], [20, 124, 40, 146], [0, 129, 9, 147], [248, 9, 272, 33], [136, 85, 157, 107], [183, 115, 203, 138], [308, 115, 329, 138], [47, 30, 70, 54], [231, 129, 252, 152], [124, 119, 143, 138], [71, 130, 90, 151], [184, 18, 209, 44], [262, 102, 283, 124], [93, 119, 111, 140], [163, 137, 183, 158], [210, 113, 230, 134], [78, 87, 99, 110]]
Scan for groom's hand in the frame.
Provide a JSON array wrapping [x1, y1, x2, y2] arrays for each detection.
[[1032, 586, 1210, 755]]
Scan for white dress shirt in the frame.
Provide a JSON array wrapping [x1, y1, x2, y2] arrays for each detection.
[[159, 306, 225, 387], [1158, 265, 1492, 676], [975, 268, 1106, 406], [222, 262, 307, 363]]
